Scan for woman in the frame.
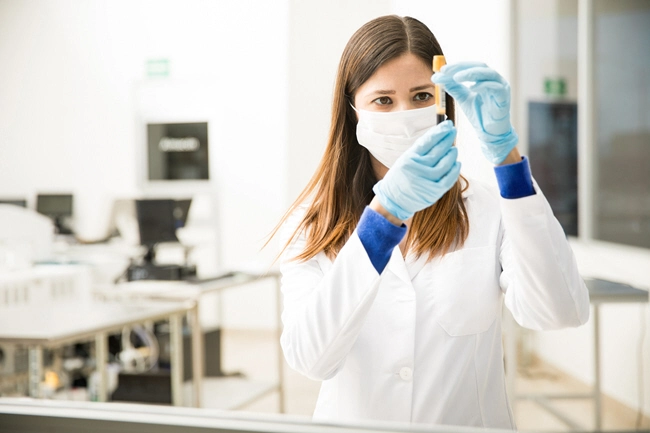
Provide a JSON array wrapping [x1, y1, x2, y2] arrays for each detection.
[[275, 15, 589, 429]]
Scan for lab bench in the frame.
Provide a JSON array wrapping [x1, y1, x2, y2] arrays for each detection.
[[0, 295, 197, 406], [95, 270, 285, 412], [507, 278, 649, 431]]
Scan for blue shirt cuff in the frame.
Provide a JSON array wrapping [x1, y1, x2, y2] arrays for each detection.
[[357, 207, 407, 274], [494, 156, 536, 199]]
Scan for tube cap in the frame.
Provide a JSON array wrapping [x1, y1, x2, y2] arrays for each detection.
[[433, 55, 446, 72]]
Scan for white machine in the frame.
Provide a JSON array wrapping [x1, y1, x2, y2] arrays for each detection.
[[0, 204, 54, 271]]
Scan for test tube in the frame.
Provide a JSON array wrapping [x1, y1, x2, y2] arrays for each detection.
[[433, 55, 447, 124]]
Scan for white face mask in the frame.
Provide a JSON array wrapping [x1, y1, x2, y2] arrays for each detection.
[[354, 104, 439, 168]]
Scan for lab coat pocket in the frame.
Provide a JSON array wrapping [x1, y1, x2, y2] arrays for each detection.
[[431, 246, 501, 336]]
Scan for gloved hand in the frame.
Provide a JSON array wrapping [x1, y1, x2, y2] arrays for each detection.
[[373, 120, 461, 221], [431, 62, 518, 165]]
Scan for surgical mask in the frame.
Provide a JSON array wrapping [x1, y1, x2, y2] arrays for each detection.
[[353, 104, 439, 168]]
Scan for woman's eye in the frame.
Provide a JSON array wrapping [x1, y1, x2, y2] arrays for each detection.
[[414, 92, 433, 102], [373, 96, 392, 105]]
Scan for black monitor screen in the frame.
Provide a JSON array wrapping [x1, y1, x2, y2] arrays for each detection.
[[0, 199, 27, 207], [147, 122, 209, 181], [135, 199, 179, 246], [36, 194, 73, 217], [173, 199, 192, 229], [528, 101, 578, 236]]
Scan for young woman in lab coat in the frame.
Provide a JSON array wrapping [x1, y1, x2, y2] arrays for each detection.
[[275, 15, 589, 429]]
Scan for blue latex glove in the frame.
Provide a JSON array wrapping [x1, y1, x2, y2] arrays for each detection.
[[373, 120, 461, 221], [431, 62, 518, 165]]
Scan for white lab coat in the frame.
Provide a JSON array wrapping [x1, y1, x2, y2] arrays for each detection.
[[279, 179, 590, 429]]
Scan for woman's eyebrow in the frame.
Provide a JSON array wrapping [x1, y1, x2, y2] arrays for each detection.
[[371, 89, 397, 95], [368, 84, 434, 96], [410, 84, 435, 92]]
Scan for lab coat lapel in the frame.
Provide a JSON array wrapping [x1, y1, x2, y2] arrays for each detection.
[[386, 181, 473, 285], [405, 253, 428, 280], [387, 247, 412, 285]]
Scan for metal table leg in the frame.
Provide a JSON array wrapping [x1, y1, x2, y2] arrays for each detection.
[[95, 332, 108, 402], [190, 302, 203, 408], [594, 304, 602, 430], [28, 346, 43, 398], [169, 312, 184, 406]]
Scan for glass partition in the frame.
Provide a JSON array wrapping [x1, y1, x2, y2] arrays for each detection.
[[593, 0, 650, 248]]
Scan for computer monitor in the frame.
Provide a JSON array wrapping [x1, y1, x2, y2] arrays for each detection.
[[135, 199, 178, 249], [528, 101, 578, 237], [36, 194, 74, 234], [173, 199, 192, 229], [0, 199, 27, 207], [129, 198, 195, 280], [147, 122, 209, 181]]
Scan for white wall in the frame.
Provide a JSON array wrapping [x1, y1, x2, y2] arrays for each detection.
[[285, 0, 392, 203]]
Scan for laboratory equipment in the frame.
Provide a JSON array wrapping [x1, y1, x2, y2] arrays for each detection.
[[36, 194, 74, 235], [126, 199, 195, 281], [433, 55, 447, 124], [147, 122, 209, 181], [0, 199, 27, 208]]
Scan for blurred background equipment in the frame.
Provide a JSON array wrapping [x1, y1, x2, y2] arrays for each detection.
[[125, 198, 196, 282], [0, 199, 27, 208], [147, 122, 210, 181], [36, 194, 74, 235]]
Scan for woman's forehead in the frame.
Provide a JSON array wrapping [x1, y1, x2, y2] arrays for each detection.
[[358, 53, 432, 93]]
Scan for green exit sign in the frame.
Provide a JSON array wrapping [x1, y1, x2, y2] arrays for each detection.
[[544, 77, 566, 96], [146, 58, 170, 78]]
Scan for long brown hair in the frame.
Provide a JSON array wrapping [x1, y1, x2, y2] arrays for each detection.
[[275, 15, 469, 262]]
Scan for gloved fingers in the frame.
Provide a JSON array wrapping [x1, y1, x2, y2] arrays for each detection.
[[467, 80, 509, 97], [431, 73, 471, 104], [432, 63, 507, 105], [411, 120, 456, 157], [439, 61, 488, 77], [466, 89, 510, 119], [436, 161, 462, 191], [422, 147, 459, 181], [415, 142, 457, 169], [452, 66, 507, 86]]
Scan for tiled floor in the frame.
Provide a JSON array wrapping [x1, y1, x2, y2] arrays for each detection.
[[220, 329, 650, 432]]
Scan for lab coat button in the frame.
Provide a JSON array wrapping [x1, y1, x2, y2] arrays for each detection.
[[399, 367, 413, 382]]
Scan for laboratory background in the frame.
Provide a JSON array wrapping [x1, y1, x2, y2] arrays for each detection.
[[0, 0, 649, 432]]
